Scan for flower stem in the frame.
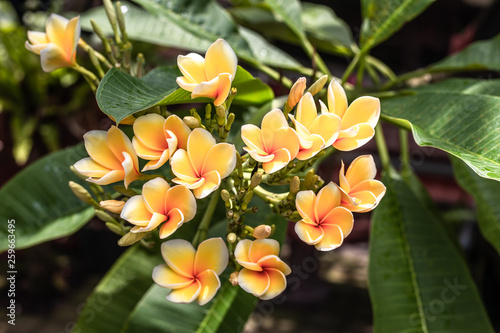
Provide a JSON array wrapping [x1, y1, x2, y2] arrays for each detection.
[[72, 64, 100, 89], [375, 123, 391, 171], [192, 188, 220, 247], [399, 128, 411, 177], [300, 37, 331, 78]]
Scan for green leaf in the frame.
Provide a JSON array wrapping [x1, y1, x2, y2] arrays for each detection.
[[360, 0, 436, 52], [451, 157, 500, 256], [369, 170, 494, 332], [71, 245, 160, 333], [97, 65, 273, 123], [80, 1, 301, 70], [0, 144, 94, 252], [428, 34, 500, 72], [381, 78, 500, 181], [263, 0, 305, 39]]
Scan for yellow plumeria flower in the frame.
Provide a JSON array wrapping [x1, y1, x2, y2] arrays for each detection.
[[73, 126, 140, 188], [289, 92, 341, 160], [120, 178, 196, 239], [295, 182, 353, 251], [234, 239, 291, 300], [153, 238, 228, 305], [25, 14, 80, 72], [132, 114, 191, 171], [176, 39, 237, 106], [339, 155, 386, 212], [321, 79, 380, 151], [170, 128, 236, 199], [241, 109, 300, 173]]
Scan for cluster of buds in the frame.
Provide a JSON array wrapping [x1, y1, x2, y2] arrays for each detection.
[[30, 4, 386, 305]]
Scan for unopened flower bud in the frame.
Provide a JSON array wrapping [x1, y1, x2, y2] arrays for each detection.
[[113, 185, 137, 197], [229, 271, 239, 286], [100, 200, 125, 214], [305, 169, 315, 189], [95, 209, 116, 223], [221, 189, 231, 202], [250, 173, 262, 189], [286, 77, 306, 110], [306, 75, 328, 96], [253, 225, 272, 239], [216, 105, 226, 125], [118, 231, 146, 247], [227, 232, 237, 243], [290, 176, 300, 194], [225, 113, 235, 131], [105, 222, 123, 235], [69, 181, 94, 205], [241, 189, 253, 211], [183, 116, 200, 128]]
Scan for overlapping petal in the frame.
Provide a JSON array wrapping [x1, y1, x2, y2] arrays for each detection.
[[73, 126, 140, 188], [241, 109, 299, 174], [234, 239, 290, 300], [171, 128, 236, 199], [295, 182, 354, 251], [26, 14, 80, 72], [176, 39, 237, 106], [154, 238, 228, 305], [339, 155, 386, 212], [323, 80, 380, 151]]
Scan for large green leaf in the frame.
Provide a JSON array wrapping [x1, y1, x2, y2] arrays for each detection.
[[230, 2, 354, 56], [71, 245, 160, 333], [381, 78, 500, 181], [369, 170, 494, 332], [96, 66, 273, 124], [428, 34, 500, 72], [451, 157, 500, 256], [0, 144, 94, 252], [264, 0, 305, 39], [80, 1, 301, 70], [360, 0, 436, 51]]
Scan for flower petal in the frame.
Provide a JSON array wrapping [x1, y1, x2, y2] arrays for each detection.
[[133, 114, 168, 151], [158, 208, 184, 239], [82, 130, 121, 170], [234, 240, 263, 271], [213, 73, 233, 106], [258, 255, 292, 275], [133, 212, 168, 233], [343, 191, 378, 213], [241, 124, 266, 155], [153, 264, 194, 289], [262, 109, 288, 133], [351, 179, 386, 202], [121, 195, 153, 224], [295, 134, 324, 161], [64, 16, 80, 61], [295, 92, 317, 129], [165, 115, 191, 150], [172, 177, 205, 190], [25, 40, 48, 55], [249, 239, 280, 263], [205, 39, 237, 80], [170, 149, 200, 182], [333, 124, 375, 151], [27, 31, 48, 44], [260, 268, 287, 300], [73, 157, 111, 178], [327, 79, 348, 118], [295, 190, 317, 223], [45, 14, 69, 48], [314, 182, 341, 222], [237, 269, 269, 297], [161, 239, 195, 278], [187, 128, 216, 174], [315, 224, 344, 251], [132, 137, 162, 160], [196, 269, 221, 305], [142, 177, 170, 214], [346, 155, 377, 188], [288, 115, 313, 150], [141, 150, 171, 172], [262, 148, 291, 174], [40, 43, 70, 72], [294, 220, 324, 245], [193, 170, 221, 199], [202, 143, 236, 179], [167, 280, 201, 304], [121, 152, 140, 188], [243, 148, 275, 163], [177, 53, 207, 85], [194, 237, 228, 276], [341, 96, 380, 130], [271, 127, 299, 161], [308, 113, 341, 147], [321, 206, 353, 238], [165, 185, 197, 222], [107, 126, 138, 168]]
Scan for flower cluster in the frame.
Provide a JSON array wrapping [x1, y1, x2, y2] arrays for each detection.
[[32, 11, 386, 305]]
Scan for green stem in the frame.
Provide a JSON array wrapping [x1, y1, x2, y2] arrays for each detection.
[[242, 57, 293, 89], [313, 146, 335, 171], [375, 123, 391, 171], [382, 68, 428, 90], [380, 114, 412, 131], [72, 64, 100, 87], [399, 128, 411, 176], [366, 55, 397, 81], [341, 50, 364, 84], [192, 188, 220, 247], [253, 185, 287, 205], [301, 37, 331, 77]]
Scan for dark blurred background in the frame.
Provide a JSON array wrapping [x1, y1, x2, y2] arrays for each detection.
[[1, 0, 500, 332]]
